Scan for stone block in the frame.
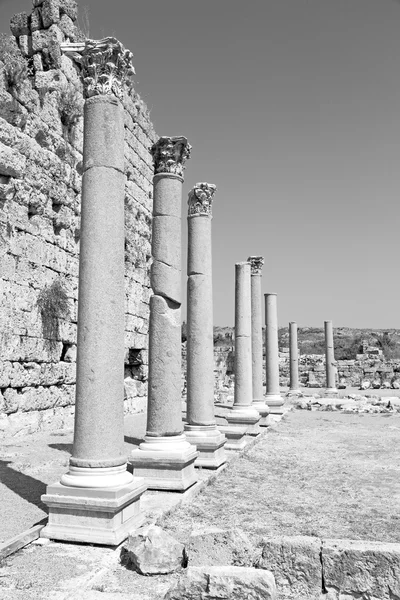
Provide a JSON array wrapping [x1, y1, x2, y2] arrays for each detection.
[[58, 14, 78, 41], [10, 13, 30, 37], [59, 0, 78, 21], [121, 525, 186, 575], [257, 536, 322, 599], [322, 538, 400, 600], [164, 566, 277, 600], [0, 142, 26, 178], [30, 7, 43, 32], [41, 0, 61, 28], [187, 528, 255, 567], [18, 35, 33, 57], [151, 260, 181, 304]]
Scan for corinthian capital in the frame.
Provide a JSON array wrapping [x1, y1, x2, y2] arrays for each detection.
[[248, 256, 264, 275], [188, 182, 217, 216], [81, 37, 135, 99], [151, 136, 191, 178]]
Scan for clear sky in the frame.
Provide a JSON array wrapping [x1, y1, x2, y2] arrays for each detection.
[[2, 0, 400, 328]]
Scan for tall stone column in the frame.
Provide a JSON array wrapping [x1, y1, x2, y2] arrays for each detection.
[[42, 38, 146, 545], [288, 321, 301, 394], [265, 293, 284, 412], [184, 183, 226, 469], [226, 262, 260, 433], [324, 320, 338, 395], [130, 137, 198, 490], [248, 256, 270, 425]]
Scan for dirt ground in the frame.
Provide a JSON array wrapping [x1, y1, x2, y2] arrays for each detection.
[[161, 410, 400, 544]]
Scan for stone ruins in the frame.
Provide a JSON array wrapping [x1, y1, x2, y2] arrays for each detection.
[[1, 2, 399, 598]]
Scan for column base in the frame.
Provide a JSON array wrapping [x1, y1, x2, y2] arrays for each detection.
[[218, 426, 248, 451], [129, 434, 199, 492], [252, 401, 271, 427], [41, 476, 147, 545], [225, 406, 261, 435], [265, 393, 285, 413], [324, 387, 339, 397], [184, 425, 227, 469], [287, 389, 302, 397]]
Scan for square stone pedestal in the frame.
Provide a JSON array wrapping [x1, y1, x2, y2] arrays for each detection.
[[41, 478, 147, 545], [324, 388, 339, 397], [184, 426, 227, 469], [130, 437, 199, 491], [265, 394, 285, 414], [218, 426, 248, 451]]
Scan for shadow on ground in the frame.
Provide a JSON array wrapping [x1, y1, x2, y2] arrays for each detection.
[[0, 460, 47, 512]]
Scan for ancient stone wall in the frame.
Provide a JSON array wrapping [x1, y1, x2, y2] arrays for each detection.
[[0, 1, 156, 436]]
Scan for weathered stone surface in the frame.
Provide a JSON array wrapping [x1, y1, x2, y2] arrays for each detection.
[[0, 142, 26, 178], [322, 538, 400, 600], [121, 525, 186, 575], [256, 536, 322, 599], [10, 13, 30, 37], [164, 566, 277, 600], [59, 0, 78, 22], [187, 528, 255, 567], [41, 0, 61, 28], [30, 8, 43, 32]]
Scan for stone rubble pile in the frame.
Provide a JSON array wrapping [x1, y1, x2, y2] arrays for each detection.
[[294, 394, 400, 414]]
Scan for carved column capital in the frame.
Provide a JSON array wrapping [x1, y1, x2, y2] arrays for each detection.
[[81, 37, 135, 99], [248, 256, 264, 275], [188, 182, 216, 217], [151, 136, 192, 178]]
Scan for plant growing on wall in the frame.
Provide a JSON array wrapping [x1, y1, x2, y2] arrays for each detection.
[[37, 279, 70, 349], [58, 84, 83, 131], [0, 33, 30, 91]]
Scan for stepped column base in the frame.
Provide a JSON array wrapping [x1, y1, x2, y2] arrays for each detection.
[[130, 434, 198, 491], [218, 426, 248, 451], [225, 405, 261, 435], [184, 425, 227, 469], [324, 387, 339, 397], [41, 467, 147, 545], [252, 400, 271, 427]]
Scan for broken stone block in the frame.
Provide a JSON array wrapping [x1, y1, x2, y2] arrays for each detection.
[[41, 0, 61, 28], [58, 14, 77, 40], [121, 525, 186, 575], [60, 0, 78, 22], [10, 12, 30, 37], [18, 35, 33, 57], [256, 536, 322, 599], [187, 527, 255, 567], [30, 8, 43, 32], [164, 566, 277, 600], [0, 142, 26, 178], [322, 538, 400, 600]]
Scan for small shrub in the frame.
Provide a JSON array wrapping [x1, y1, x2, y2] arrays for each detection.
[[58, 85, 83, 129], [37, 279, 70, 349], [0, 33, 29, 91]]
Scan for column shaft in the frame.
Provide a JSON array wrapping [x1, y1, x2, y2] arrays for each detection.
[[186, 214, 215, 425], [265, 293, 284, 407], [146, 174, 184, 437], [234, 262, 253, 407], [324, 320, 337, 392], [289, 321, 300, 392], [71, 96, 126, 468], [250, 271, 263, 402]]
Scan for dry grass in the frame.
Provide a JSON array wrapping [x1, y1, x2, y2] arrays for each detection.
[[161, 411, 400, 544]]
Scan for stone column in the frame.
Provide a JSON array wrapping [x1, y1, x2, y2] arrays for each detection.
[[184, 183, 226, 469], [130, 137, 198, 490], [288, 321, 301, 394], [42, 38, 146, 545], [225, 262, 260, 433], [265, 293, 284, 412], [324, 320, 338, 395], [248, 256, 270, 425]]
